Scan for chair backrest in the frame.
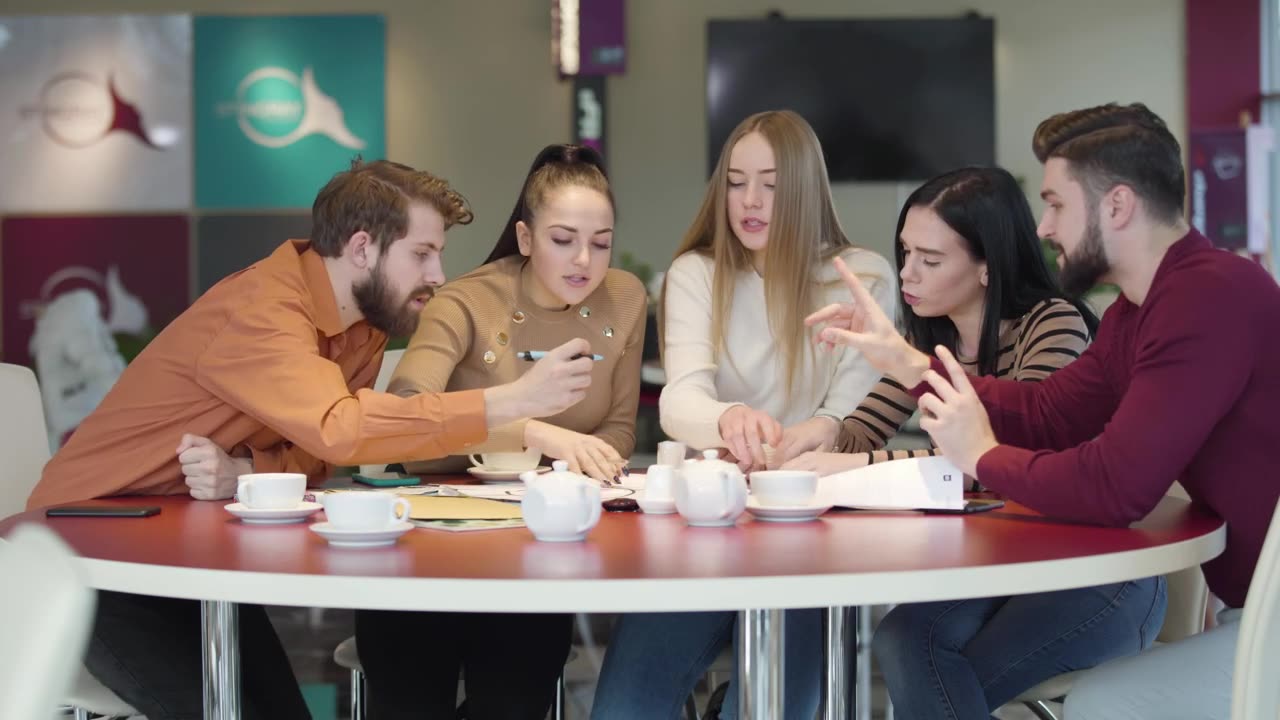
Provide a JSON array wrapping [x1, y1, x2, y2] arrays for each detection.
[[0, 364, 53, 520], [1232, 496, 1280, 720], [375, 348, 405, 393], [0, 525, 95, 720], [358, 348, 406, 476]]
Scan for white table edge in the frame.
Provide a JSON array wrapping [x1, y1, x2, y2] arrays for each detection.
[[75, 523, 1225, 611]]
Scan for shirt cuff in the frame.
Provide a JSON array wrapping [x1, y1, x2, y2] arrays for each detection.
[[974, 443, 1031, 495], [447, 388, 490, 448]]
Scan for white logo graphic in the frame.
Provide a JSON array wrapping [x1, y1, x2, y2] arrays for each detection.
[[216, 67, 366, 150], [23, 266, 148, 450], [1212, 151, 1243, 181], [576, 86, 602, 142], [19, 72, 179, 149]]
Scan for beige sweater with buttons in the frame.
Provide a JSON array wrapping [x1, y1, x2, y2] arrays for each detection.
[[389, 255, 648, 473]]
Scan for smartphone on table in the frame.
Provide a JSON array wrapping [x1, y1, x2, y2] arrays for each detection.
[[351, 471, 422, 488], [922, 499, 1006, 515], [45, 506, 161, 518]]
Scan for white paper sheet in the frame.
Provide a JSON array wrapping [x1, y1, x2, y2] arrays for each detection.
[[820, 456, 965, 510]]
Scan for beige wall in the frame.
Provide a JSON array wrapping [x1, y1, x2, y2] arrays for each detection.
[[4, 0, 1184, 277]]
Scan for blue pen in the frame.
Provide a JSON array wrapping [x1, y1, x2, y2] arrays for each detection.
[[516, 350, 604, 362]]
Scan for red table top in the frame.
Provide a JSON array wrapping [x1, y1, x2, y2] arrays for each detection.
[[0, 488, 1226, 612]]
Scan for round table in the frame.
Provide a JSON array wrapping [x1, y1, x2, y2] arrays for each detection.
[[1, 492, 1225, 720]]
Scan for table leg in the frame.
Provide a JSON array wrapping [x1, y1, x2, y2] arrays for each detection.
[[821, 606, 854, 720], [856, 606, 872, 720], [737, 609, 785, 719], [201, 600, 241, 720]]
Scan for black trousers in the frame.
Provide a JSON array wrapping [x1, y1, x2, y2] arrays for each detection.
[[354, 610, 573, 720], [84, 591, 311, 720]]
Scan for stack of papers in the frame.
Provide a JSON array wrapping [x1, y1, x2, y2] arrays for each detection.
[[820, 456, 965, 510]]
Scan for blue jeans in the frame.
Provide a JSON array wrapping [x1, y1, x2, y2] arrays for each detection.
[[591, 608, 823, 719], [872, 577, 1168, 720]]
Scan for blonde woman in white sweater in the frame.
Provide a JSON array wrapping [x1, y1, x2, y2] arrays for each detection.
[[592, 110, 896, 719], [659, 112, 896, 471]]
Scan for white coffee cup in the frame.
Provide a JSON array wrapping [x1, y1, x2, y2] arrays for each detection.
[[236, 473, 306, 510], [749, 470, 818, 507], [469, 448, 541, 472], [656, 441, 688, 467], [322, 492, 411, 530], [644, 465, 676, 501]]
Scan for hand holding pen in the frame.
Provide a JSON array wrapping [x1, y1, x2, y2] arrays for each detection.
[[497, 339, 595, 419]]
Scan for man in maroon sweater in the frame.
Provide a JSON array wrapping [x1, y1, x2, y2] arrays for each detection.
[[812, 103, 1280, 718]]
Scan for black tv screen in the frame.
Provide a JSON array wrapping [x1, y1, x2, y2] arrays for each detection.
[[707, 17, 995, 181]]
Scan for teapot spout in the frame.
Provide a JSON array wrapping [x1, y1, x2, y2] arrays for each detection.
[[519, 470, 539, 486]]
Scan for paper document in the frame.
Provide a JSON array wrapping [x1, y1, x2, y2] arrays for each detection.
[[412, 518, 527, 532], [403, 495, 523, 520], [820, 456, 965, 510]]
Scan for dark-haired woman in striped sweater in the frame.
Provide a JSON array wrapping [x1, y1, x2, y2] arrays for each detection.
[[785, 167, 1167, 720]]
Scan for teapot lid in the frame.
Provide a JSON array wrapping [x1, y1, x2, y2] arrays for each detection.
[[683, 448, 744, 477], [537, 459, 588, 483]]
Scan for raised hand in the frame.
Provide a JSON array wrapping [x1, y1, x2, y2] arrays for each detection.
[[807, 256, 931, 387], [916, 346, 998, 477]]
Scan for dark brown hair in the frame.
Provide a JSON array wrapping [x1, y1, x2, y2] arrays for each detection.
[[311, 158, 473, 258], [485, 144, 613, 263], [1032, 102, 1185, 224]]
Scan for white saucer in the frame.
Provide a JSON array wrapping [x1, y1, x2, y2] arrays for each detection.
[[745, 497, 832, 523], [225, 501, 322, 525], [636, 496, 677, 515], [466, 466, 550, 482], [310, 521, 414, 548]]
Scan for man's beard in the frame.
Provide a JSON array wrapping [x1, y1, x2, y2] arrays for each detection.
[[1059, 214, 1110, 297], [353, 260, 431, 337]]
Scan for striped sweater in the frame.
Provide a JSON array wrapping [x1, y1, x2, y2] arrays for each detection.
[[832, 298, 1090, 460]]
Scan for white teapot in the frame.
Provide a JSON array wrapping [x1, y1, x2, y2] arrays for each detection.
[[673, 449, 748, 527], [520, 460, 602, 542]]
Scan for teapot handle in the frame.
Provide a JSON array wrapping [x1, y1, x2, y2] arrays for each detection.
[[718, 472, 735, 519], [575, 484, 601, 534]]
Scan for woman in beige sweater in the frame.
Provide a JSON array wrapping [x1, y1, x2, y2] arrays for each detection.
[[390, 144, 646, 483], [357, 144, 646, 720]]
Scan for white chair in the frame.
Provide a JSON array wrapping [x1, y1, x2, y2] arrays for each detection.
[[0, 362, 139, 719], [0, 363, 53, 520], [1231, 497, 1280, 719], [357, 348, 405, 477], [1004, 485, 1209, 720], [0, 525, 95, 720], [1008, 565, 1208, 719]]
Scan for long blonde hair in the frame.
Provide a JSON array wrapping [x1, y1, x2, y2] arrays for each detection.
[[661, 110, 854, 394]]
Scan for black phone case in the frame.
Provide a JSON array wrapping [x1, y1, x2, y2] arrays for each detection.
[[46, 506, 161, 518], [922, 499, 1005, 515]]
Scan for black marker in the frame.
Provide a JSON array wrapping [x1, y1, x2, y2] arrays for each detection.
[[516, 350, 604, 362]]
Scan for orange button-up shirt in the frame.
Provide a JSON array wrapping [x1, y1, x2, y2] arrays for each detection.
[[27, 240, 487, 510]]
